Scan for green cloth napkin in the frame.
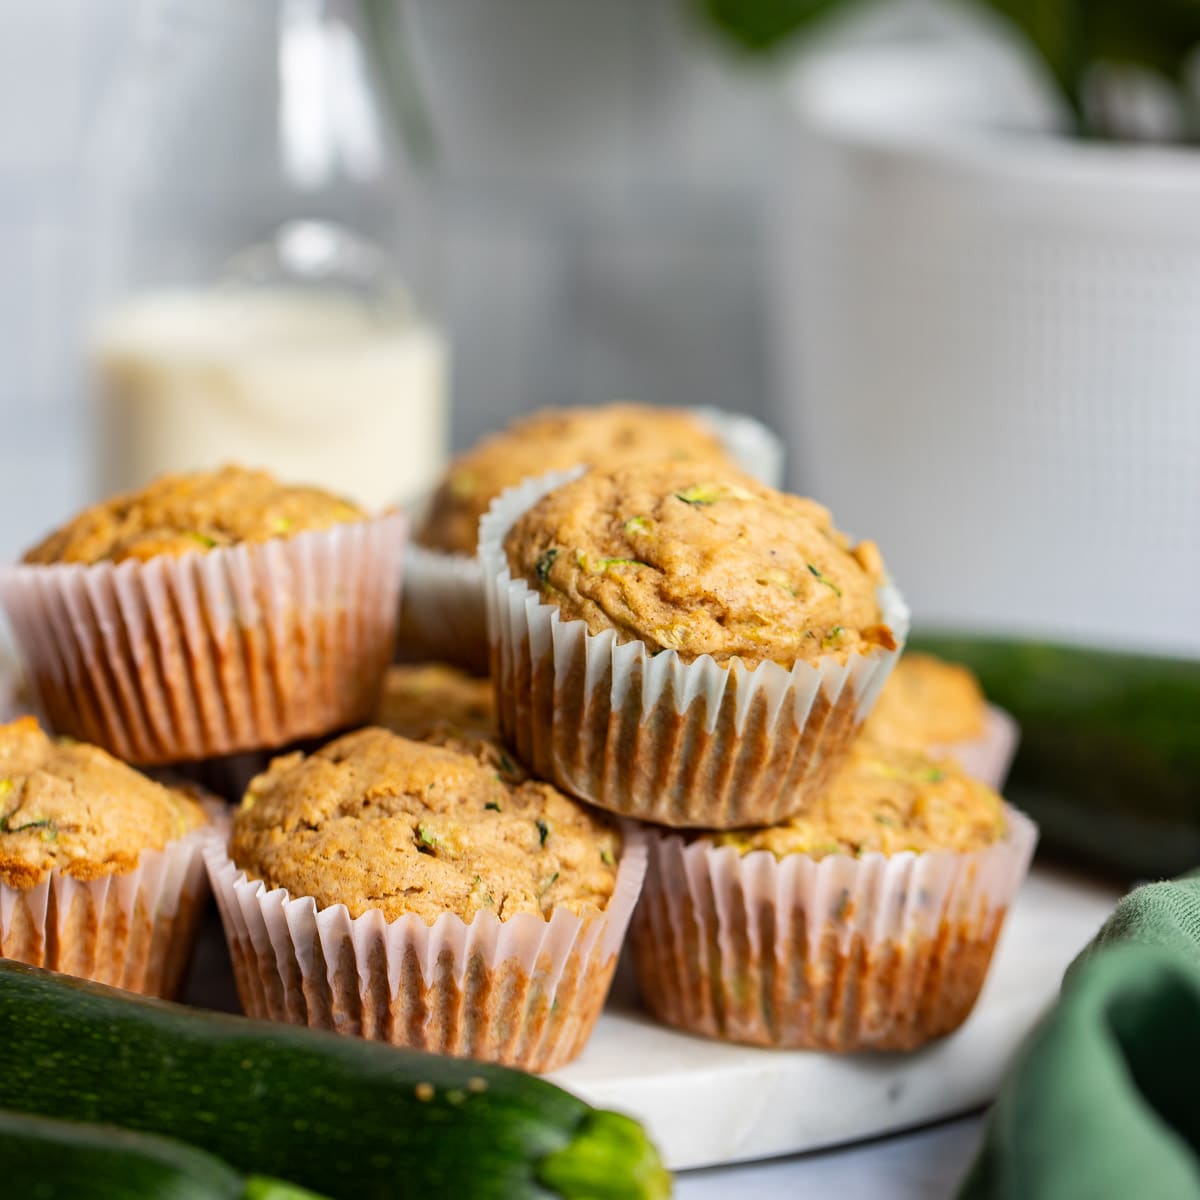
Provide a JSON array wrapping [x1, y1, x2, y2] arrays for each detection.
[[960, 876, 1200, 1200]]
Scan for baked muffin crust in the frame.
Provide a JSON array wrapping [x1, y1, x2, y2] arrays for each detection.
[[230, 727, 619, 923], [375, 664, 494, 742], [709, 739, 1006, 860], [503, 460, 893, 666], [25, 465, 365, 565], [419, 403, 734, 555], [0, 717, 207, 888], [864, 652, 988, 749], [374, 664, 523, 782]]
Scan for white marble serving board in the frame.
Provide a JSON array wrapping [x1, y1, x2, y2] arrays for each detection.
[[550, 866, 1120, 1171]]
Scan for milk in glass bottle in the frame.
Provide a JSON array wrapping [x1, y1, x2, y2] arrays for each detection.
[[88, 0, 447, 510]]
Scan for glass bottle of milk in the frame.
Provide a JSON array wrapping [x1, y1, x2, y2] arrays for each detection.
[[86, 0, 447, 511]]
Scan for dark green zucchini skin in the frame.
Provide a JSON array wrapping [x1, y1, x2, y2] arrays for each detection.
[[0, 961, 661, 1200], [910, 634, 1200, 880], [0, 1108, 318, 1200]]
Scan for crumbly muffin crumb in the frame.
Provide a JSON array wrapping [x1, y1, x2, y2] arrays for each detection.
[[419, 403, 735, 555], [864, 653, 988, 750], [709, 739, 1006, 860], [0, 717, 207, 888], [24, 464, 365, 565], [230, 727, 619, 923], [503, 460, 893, 666]]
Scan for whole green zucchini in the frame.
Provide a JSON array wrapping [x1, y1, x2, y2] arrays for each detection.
[[0, 1108, 322, 1200], [911, 634, 1200, 880], [0, 961, 670, 1200]]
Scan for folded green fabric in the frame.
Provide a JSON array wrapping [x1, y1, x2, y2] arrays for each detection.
[[960, 876, 1200, 1200]]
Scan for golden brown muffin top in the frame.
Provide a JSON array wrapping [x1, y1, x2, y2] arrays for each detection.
[[230, 727, 619, 924], [24, 465, 365, 565], [418, 403, 734, 555], [864, 653, 988, 751], [709, 739, 1006, 860], [0, 717, 208, 888], [375, 664, 495, 742], [503, 460, 894, 666], [373, 664, 524, 783]]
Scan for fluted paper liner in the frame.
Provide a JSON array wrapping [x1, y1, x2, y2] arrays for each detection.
[[692, 405, 785, 488], [631, 805, 1037, 1051], [935, 705, 1019, 791], [0, 816, 220, 997], [0, 512, 407, 765], [204, 828, 648, 1072], [397, 408, 784, 673], [397, 543, 491, 674], [479, 470, 910, 829]]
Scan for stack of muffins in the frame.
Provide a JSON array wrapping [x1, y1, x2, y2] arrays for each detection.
[[0, 402, 1034, 1074], [0, 466, 405, 997], [479, 456, 1034, 1052], [400, 402, 784, 673]]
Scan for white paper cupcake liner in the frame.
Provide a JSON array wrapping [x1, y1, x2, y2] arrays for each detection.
[[934, 705, 1020, 791], [479, 469, 910, 829], [396, 542, 490, 674], [396, 407, 786, 674], [0, 815, 221, 997], [693, 406, 786, 489], [0, 512, 407, 765], [631, 805, 1037, 1051], [203, 826, 648, 1072]]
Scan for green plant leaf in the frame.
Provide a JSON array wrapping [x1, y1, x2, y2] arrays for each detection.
[[972, 0, 1086, 117], [974, 0, 1200, 136], [694, 0, 858, 53], [1085, 0, 1200, 91], [698, 0, 1200, 141]]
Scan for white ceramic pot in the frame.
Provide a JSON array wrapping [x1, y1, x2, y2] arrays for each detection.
[[768, 44, 1200, 656]]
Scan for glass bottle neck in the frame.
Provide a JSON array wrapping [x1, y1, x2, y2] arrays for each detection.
[[89, 0, 435, 301], [278, 0, 395, 193]]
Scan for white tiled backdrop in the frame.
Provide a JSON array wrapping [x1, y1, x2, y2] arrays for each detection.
[[0, 0, 795, 559]]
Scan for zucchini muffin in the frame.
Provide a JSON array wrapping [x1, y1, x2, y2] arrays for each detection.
[[708, 739, 1006, 860], [0, 465, 406, 764], [479, 462, 908, 828], [864, 652, 1018, 788], [374, 663, 495, 743], [374, 663, 524, 783], [0, 717, 212, 996], [632, 738, 1036, 1051], [230, 727, 617, 924], [418, 404, 735, 557], [207, 727, 646, 1071], [504, 461, 893, 665], [865, 653, 986, 749], [23, 465, 364, 564]]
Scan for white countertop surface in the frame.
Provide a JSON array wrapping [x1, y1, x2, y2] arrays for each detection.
[[676, 1114, 985, 1198]]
